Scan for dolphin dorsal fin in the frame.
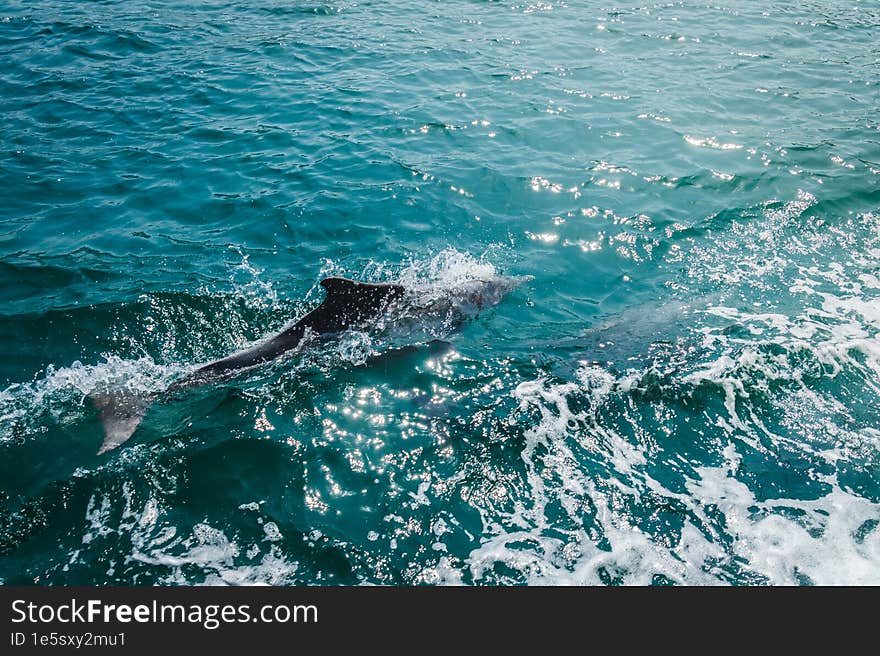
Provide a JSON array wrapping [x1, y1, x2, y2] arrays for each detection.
[[320, 277, 362, 296], [319, 277, 404, 301], [313, 277, 405, 330]]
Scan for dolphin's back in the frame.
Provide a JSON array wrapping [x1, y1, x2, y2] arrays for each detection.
[[172, 277, 405, 389], [93, 277, 405, 453]]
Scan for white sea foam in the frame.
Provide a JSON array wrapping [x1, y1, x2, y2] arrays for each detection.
[[316, 247, 507, 300], [75, 483, 300, 585], [463, 363, 880, 585], [0, 356, 183, 441], [396, 247, 501, 291], [461, 201, 880, 586], [688, 454, 880, 585], [224, 250, 280, 310]]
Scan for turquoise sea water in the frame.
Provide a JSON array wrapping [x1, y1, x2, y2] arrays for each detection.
[[1, 0, 878, 585]]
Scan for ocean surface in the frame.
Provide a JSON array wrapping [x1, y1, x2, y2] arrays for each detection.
[[1, 0, 878, 585]]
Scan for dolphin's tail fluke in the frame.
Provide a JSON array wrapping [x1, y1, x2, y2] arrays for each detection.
[[90, 392, 153, 454]]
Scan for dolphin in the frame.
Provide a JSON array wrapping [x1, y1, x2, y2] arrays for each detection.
[[91, 274, 527, 454]]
